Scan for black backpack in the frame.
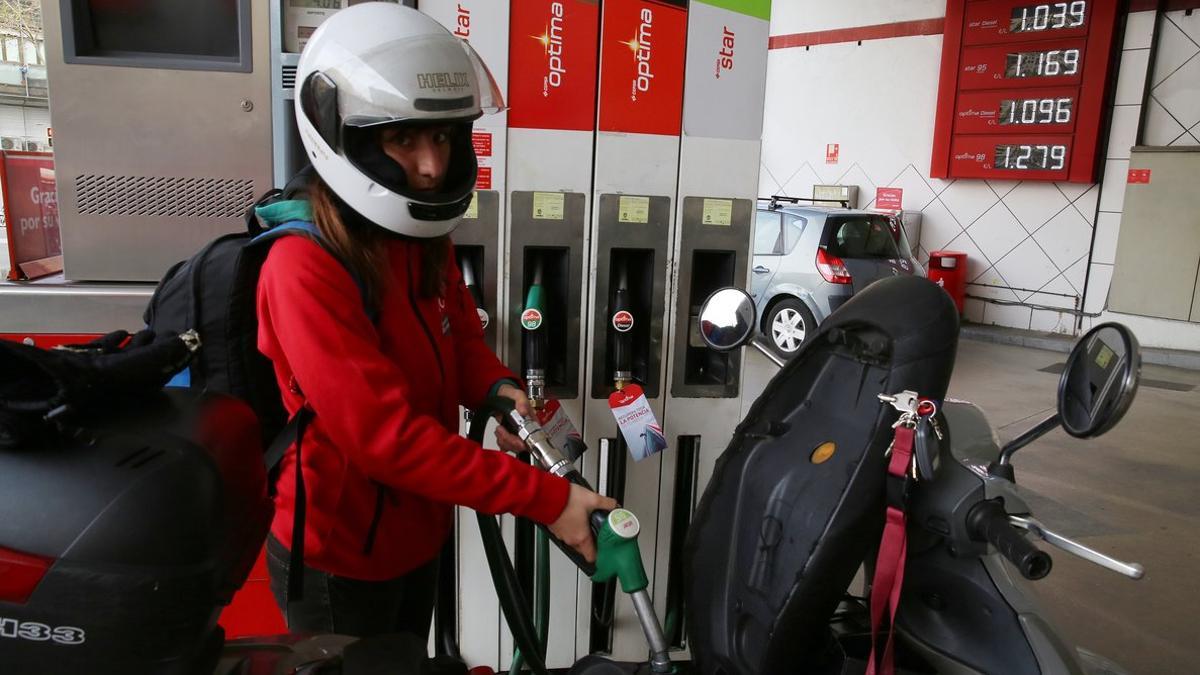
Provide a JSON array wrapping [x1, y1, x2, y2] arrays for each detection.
[[143, 188, 367, 602]]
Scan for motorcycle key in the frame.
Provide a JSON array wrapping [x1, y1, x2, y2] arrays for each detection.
[[913, 401, 942, 481], [913, 416, 942, 481]]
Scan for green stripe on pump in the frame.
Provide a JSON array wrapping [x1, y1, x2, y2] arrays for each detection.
[[697, 0, 771, 21]]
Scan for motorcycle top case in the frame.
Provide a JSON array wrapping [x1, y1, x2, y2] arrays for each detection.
[[685, 276, 959, 674], [0, 390, 272, 675]]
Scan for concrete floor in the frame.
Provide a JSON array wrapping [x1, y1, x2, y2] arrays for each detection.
[[740, 338, 1199, 674]]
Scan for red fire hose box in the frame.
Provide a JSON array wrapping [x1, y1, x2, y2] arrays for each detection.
[[927, 250, 967, 314]]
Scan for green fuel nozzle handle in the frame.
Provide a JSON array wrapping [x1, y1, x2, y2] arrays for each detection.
[[591, 508, 650, 594]]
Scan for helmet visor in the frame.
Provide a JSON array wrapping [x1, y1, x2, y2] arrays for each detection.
[[321, 33, 505, 129]]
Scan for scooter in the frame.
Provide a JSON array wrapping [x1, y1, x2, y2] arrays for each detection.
[[0, 276, 1143, 674], [679, 281, 1143, 675], [481, 276, 1144, 675]]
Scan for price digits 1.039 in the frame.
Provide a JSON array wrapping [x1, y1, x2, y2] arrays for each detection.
[[1010, 2, 1087, 33]]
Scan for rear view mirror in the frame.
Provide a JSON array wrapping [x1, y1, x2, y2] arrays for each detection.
[[1058, 323, 1140, 439], [698, 288, 756, 352]]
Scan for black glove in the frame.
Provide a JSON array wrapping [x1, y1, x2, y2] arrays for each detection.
[[0, 329, 199, 448]]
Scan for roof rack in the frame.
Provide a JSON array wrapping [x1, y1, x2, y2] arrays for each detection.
[[758, 194, 850, 209]]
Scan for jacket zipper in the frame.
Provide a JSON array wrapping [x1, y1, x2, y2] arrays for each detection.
[[362, 257, 446, 555], [363, 483, 386, 555]]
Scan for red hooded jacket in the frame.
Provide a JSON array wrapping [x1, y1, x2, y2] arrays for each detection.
[[257, 234, 570, 581]]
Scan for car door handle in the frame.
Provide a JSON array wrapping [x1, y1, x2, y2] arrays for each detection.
[[753, 266, 771, 274]]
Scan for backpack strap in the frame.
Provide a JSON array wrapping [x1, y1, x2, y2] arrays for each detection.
[[253, 219, 379, 324], [254, 218, 376, 602]]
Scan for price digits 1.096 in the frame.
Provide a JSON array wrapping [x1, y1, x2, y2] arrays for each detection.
[[1000, 97, 1073, 125], [994, 144, 1068, 171], [1005, 49, 1080, 78], [1010, 2, 1087, 33]]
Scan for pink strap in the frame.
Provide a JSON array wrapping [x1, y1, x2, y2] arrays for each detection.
[[866, 425, 914, 675]]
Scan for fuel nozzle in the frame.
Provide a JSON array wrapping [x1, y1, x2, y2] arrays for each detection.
[[522, 256, 548, 411], [460, 254, 488, 331], [610, 262, 634, 391]]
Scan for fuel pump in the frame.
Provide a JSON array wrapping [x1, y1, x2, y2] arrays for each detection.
[[579, 0, 689, 661], [653, 1, 772, 658]]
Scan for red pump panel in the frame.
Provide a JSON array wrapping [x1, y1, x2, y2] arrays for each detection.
[[931, 0, 1120, 183]]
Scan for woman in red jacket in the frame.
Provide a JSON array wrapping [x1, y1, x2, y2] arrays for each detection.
[[256, 4, 615, 638]]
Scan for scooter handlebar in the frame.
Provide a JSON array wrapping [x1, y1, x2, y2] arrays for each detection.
[[967, 500, 1052, 581]]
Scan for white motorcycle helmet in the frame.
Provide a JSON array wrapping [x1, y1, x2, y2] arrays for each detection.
[[294, 3, 504, 238]]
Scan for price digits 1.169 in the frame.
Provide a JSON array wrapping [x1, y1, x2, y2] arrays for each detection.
[[994, 144, 1068, 171], [1010, 2, 1087, 33], [1000, 97, 1073, 125], [1005, 49, 1080, 78]]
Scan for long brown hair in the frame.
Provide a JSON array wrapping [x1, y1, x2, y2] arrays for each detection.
[[308, 178, 450, 306]]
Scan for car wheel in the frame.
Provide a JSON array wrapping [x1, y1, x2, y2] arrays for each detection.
[[765, 298, 815, 359]]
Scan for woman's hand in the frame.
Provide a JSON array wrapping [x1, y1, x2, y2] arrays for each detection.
[[548, 483, 620, 564], [493, 383, 531, 455]]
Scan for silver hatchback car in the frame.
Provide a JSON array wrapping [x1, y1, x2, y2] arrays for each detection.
[[751, 199, 923, 359]]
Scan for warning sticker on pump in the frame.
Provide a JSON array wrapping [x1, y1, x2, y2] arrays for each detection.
[[618, 196, 650, 224], [533, 192, 565, 220], [702, 198, 733, 226], [464, 192, 479, 220]]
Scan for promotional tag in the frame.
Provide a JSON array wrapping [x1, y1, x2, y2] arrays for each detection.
[[608, 384, 667, 461], [535, 399, 585, 462]]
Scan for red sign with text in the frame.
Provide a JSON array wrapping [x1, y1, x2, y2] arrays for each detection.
[[597, 0, 688, 136], [875, 187, 903, 212], [472, 131, 492, 157], [2, 152, 61, 280], [826, 143, 839, 164], [508, 0, 600, 131], [476, 166, 493, 190]]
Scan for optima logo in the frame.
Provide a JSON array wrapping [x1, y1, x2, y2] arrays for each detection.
[[417, 72, 469, 90], [534, 2, 567, 97], [621, 8, 654, 100]]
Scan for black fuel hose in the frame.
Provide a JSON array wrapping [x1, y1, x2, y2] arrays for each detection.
[[468, 398, 548, 675], [967, 500, 1052, 580]]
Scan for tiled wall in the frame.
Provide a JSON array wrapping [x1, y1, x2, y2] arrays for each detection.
[[761, 7, 1200, 349], [1143, 11, 1200, 146], [1088, 10, 1200, 351]]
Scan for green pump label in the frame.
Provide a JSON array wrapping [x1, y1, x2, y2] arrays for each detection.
[[608, 508, 640, 539], [521, 308, 543, 330]]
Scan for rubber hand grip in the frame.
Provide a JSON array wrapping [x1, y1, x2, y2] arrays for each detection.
[[968, 500, 1052, 580]]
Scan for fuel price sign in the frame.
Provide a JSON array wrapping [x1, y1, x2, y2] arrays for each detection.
[[931, 0, 1119, 182]]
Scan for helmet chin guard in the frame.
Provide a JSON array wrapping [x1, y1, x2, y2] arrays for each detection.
[[294, 4, 504, 238]]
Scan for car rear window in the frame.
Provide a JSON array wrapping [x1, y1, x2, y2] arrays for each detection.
[[825, 215, 902, 260]]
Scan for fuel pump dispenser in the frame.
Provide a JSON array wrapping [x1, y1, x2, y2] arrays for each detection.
[[419, 1, 513, 667], [500, 1, 603, 668], [580, 0, 689, 663], [655, 1, 772, 659]]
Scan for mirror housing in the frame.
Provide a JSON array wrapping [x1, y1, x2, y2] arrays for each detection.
[[994, 323, 1140, 474], [698, 288, 756, 352], [1058, 323, 1140, 439]]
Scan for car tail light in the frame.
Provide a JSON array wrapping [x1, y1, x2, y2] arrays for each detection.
[[0, 545, 54, 604], [816, 248, 852, 284]]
